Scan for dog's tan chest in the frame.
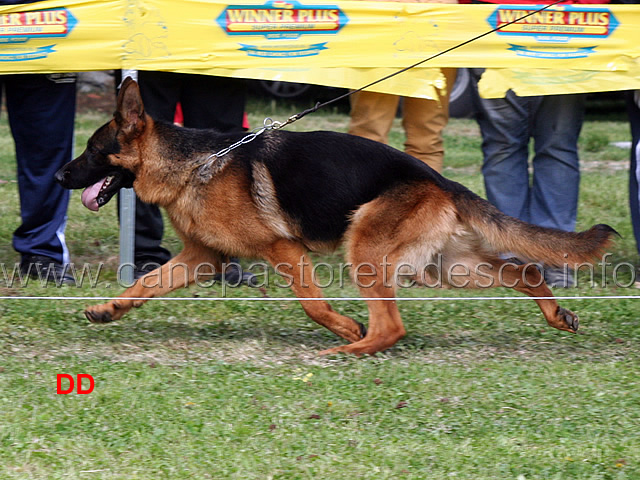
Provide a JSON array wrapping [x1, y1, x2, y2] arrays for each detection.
[[165, 177, 283, 257]]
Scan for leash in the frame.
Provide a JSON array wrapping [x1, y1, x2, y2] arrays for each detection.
[[195, 0, 565, 174], [192, 117, 281, 178], [287, 0, 566, 124]]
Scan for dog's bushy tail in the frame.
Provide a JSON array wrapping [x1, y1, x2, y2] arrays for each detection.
[[453, 190, 618, 267]]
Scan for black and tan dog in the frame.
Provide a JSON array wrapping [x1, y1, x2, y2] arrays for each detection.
[[56, 78, 616, 355]]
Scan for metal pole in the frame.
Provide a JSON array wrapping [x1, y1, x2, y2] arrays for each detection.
[[118, 187, 136, 285], [117, 70, 138, 286]]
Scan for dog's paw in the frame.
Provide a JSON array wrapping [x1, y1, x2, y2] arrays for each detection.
[[84, 302, 126, 324], [557, 307, 579, 332], [85, 307, 114, 324], [318, 345, 365, 357]]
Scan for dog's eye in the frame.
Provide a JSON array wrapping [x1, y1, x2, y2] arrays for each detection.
[[88, 145, 108, 157]]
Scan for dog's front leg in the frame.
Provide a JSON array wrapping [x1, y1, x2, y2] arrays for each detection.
[[85, 244, 220, 324], [264, 239, 366, 344]]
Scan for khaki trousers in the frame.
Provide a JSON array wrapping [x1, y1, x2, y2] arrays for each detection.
[[348, 68, 457, 173]]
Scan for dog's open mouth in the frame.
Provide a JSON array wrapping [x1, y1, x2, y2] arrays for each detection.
[[81, 174, 124, 211]]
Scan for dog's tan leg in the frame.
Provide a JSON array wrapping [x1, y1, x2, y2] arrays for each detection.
[[316, 183, 456, 355], [85, 244, 220, 324], [318, 261, 406, 356], [264, 239, 365, 344], [489, 260, 579, 333]]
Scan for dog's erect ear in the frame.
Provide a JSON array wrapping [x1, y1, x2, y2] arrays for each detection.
[[116, 77, 146, 139]]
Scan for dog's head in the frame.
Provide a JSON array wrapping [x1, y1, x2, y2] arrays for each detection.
[[55, 77, 146, 211]]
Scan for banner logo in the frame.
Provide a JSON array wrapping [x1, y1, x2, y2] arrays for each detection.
[[216, 0, 349, 58], [0, 8, 77, 62], [218, 0, 346, 58], [0, 8, 77, 42], [488, 6, 618, 59], [218, 0, 347, 39]]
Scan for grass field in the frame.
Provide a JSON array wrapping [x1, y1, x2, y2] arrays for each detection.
[[0, 93, 639, 479]]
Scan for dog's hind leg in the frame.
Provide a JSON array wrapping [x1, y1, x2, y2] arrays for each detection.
[[317, 256, 406, 356], [317, 185, 456, 356], [480, 259, 580, 333], [84, 243, 221, 324], [263, 239, 366, 344]]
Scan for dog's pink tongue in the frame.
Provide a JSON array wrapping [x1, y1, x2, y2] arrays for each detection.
[[81, 178, 107, 211]]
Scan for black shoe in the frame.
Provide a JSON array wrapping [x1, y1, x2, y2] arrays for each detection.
[[213, 263, 260, 287], [134, 261, 163, 280], [544, 268, 575, 288], [20, 255, 75, 286], [503, 256, 526, 266]]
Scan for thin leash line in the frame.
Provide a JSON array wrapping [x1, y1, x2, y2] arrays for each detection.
[[196, 0, 566, 170], [283, 0, 566, 122], [1, 295, 639, 301]]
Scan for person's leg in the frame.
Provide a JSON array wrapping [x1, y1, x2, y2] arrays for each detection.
[[530, 94, 584, 232], [626, 91, 640, 259], [180, 74, 247, 131], [470, 70, 532, 222], [137, 70, 182, 122], [348, 90, 399, 145], [626, 91, 640, 287], [6, 74, 75, 278], [529, 93, 585, 287], [402, 68, 457, 173]]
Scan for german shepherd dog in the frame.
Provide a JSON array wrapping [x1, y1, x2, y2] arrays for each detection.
[[56, 78, 616, 355]]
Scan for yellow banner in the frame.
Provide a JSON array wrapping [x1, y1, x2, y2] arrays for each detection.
[[0, 0, 123, 71], [1, 0, 639, 98]]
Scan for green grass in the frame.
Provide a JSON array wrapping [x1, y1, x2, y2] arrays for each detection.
[[0, 96, 639, 479]]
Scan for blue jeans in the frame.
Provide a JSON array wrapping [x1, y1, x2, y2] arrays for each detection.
[[626, 91, 640, 257], [471, 72, 585, 232]]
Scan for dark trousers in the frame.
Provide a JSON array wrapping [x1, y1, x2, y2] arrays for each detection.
[[4, 74, 76, 264], [138, 71, 246, 130], [627, 91, 640, 257], [121, 72, 247, 265]]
